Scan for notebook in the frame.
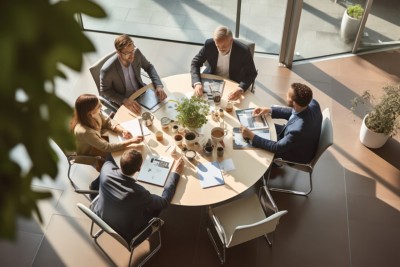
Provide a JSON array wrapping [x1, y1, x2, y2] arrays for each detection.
[[197, 161, 225, 188], [137, 155, 174, 186], [136, 89, 169, 113]]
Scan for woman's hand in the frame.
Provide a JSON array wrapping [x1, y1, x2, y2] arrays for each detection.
[[124, 135, 144, 145], [121, 130, 133, 139]]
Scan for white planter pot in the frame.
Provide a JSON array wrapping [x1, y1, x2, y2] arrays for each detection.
[[359, 115, 390, 148], [340, 10, 361, 42]]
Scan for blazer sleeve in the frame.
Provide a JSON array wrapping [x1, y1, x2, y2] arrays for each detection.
[[76, 126, 127, 153], [251, 123, 301, 154], [136, 49, 163, 88], [191, 45, 208, 86], [235, 44, 257, 91], [146, 172, 180, 211], [271, 106, 292, 120], [100, 57, 126, 106]]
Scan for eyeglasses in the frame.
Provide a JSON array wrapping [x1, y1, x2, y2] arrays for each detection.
[[120, 47, 137, 56]]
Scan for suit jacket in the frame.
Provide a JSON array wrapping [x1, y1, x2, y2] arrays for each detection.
[[191, 38, 257, 91], [91, 154, 180, 244], [100, 49, 163, 106], [252, 99, 322, 164]]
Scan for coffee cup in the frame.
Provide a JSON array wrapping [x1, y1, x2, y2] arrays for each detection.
[[142, 112, 154, 127], [160, 117, 171, 129], [203, 145, 213, 157], [184, 131, 197, 145], [212, 90, 221, 105], [211, 127, 227, 144], [155, 131, 163, 141], [185, 149, 196, 161], [174, 134, 183, 146], [217, 146, 224, 157]]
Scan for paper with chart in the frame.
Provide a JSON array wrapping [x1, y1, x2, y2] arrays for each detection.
[[235, 108, 269, 130], [137, 155, 174, 186]]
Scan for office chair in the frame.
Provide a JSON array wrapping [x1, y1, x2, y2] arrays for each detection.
[[235, 38, 257, 93], [89, 51, 119, 115], [77, 202, 163, 267], [207, 186, 287, 264], [64, 150, 101, 201], [265, 108, 333, 196]]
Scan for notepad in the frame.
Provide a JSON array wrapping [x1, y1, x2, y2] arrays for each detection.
[[197, 161, 225, 188], [137, 155, 175, 187], [118, 119, 151, 142]]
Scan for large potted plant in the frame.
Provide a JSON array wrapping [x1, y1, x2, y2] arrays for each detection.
[[351, 84, 400, 148], [340, 4, 364, 42], [174, 96, 210, 130]]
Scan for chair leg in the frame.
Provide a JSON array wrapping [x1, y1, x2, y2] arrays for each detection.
[[135, 230, 162, 267], [266, 168, 313, 196], [206, 227, 225, 264]]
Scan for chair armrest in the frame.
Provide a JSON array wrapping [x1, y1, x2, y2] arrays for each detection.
[[129, 217, 162, 248], [259, 186, 278, 214], [75, 189, 98, 195], [98, 95, 119, 113], [209, 207, 227, 246], [273, 158, 312, 173]]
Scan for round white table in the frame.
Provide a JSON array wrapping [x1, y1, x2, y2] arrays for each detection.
[[110, 73, 276, 206]]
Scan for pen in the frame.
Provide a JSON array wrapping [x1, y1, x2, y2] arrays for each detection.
[[139, 118, 153, 155]]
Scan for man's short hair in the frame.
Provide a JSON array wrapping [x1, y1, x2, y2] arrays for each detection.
[[213, 26, 233, 41], [120, 149, 142, 176], [114, 34, 134, 52], [290, 83, 313, 107]]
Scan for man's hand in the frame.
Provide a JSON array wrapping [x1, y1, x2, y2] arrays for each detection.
[[155, 86, 167, 101], [171, 157, 184, 175], [194, 84, 203, 96], [252, 107, 271, 117], [240, 125, 255, 141], [228, 87, 244, 101], [123, 98, 141, 115]]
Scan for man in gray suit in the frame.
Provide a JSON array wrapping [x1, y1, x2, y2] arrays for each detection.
[[100, 34, 167, 115], [241, 83, 322, 164], [91, 149, 184, 244]]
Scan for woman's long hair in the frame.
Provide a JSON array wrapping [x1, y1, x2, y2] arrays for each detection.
[[70, 94, 100, 131]]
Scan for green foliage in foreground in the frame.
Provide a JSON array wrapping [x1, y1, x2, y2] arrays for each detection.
[[0, 0, 106, 240]]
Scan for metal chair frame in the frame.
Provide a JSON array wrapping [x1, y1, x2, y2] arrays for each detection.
[[77, 202, 162, 267], [265, 108, 333, 196]]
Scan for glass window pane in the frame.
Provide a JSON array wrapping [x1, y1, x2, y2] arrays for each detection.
[[294, 0, 359, 60], [81, 0, 236, 44], [239, 0, 287, 54], [358, 0, 400, 50]]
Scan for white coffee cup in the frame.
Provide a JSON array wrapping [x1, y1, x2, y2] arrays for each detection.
[[211, 127, 227, 144]]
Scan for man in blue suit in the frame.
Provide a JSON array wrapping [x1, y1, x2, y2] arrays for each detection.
[[241, 83, 322, 164], [100, 34, 167, 115], [91, 150, 184, 243], [191, 26, 257, 101]]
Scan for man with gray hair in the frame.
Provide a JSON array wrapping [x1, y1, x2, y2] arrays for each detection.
[[191, 26, 257, 101]]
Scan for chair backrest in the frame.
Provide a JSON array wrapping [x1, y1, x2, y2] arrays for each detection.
[[228, 210, 287, 247], [235, 38, 255, 57], [311, 108, 333, 167], [77, 203, 130, 249], [89, 51, 116, 92]]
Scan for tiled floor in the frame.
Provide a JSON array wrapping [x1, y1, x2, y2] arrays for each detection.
[[1, 31, 399, 267], [81, 0, 400, 59]]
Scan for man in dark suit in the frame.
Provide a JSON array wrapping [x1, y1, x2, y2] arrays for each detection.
[[100, 34, 167, 115], [191, 26, 257, 101], [241, 83, 322, 164], [91, 149, 184, 243]]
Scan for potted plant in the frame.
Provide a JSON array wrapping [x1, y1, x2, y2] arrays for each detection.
[[340, 4, 364, 42], [351, 84, 400, 148], [173, 96, 210, 130]]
